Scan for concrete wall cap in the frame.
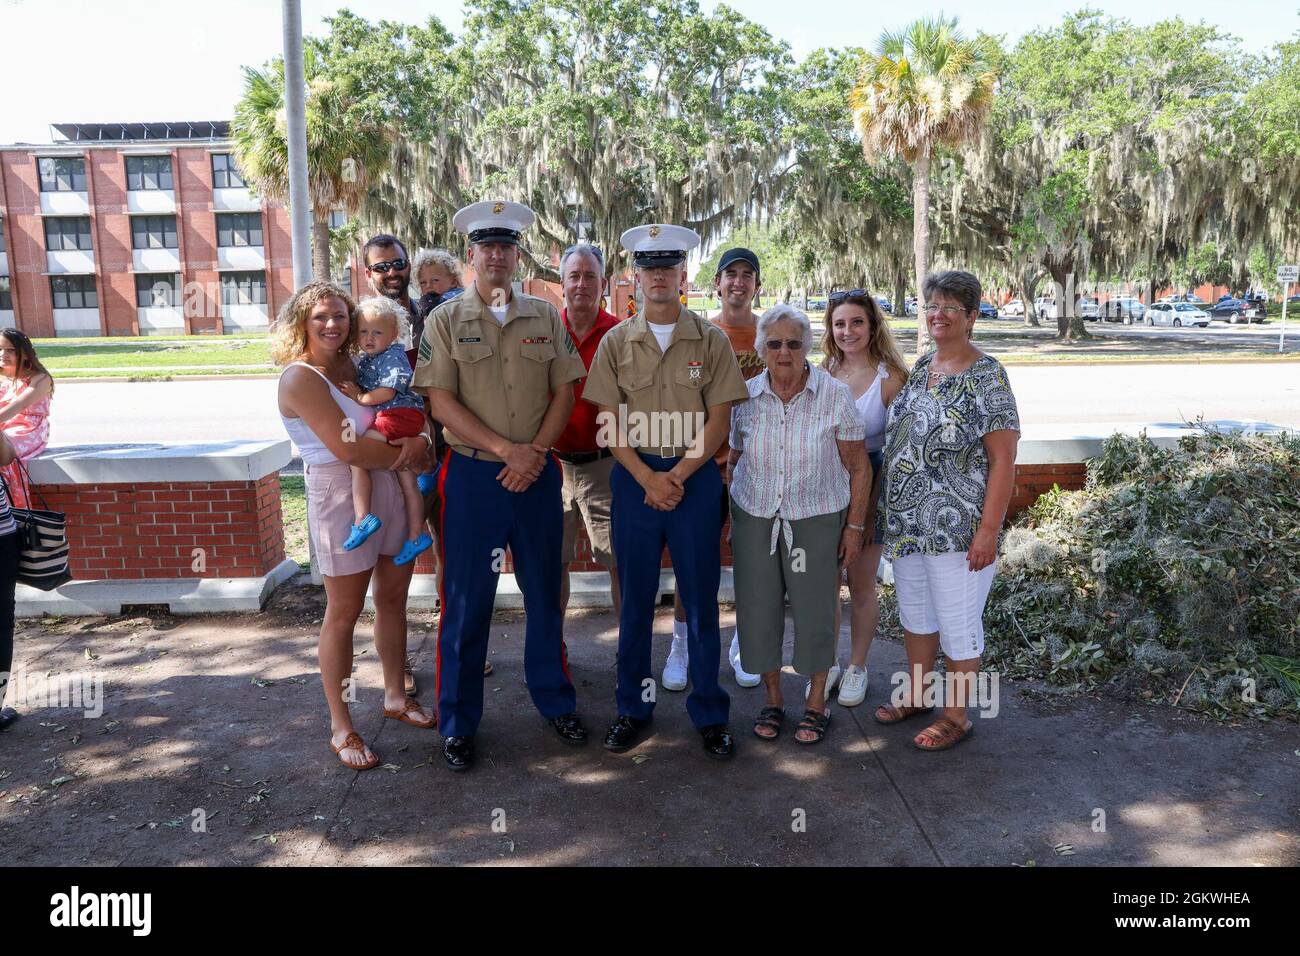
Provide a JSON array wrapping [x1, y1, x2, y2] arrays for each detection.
[[29, 440, 292, 485], [1015, 420, 1289, 466]]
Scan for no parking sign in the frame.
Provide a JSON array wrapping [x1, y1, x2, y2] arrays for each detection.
[[1279, 265, 1297, 353]]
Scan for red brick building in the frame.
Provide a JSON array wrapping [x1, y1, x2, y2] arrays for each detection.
[[0, 121, 296, 337]]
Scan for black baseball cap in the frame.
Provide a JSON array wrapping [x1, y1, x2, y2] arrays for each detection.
[[716, 247, 761, 280]]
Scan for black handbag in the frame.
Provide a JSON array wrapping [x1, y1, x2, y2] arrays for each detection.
[[0, 458, 71, 591]]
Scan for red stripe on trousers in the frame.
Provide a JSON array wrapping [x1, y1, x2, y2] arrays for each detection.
[[433, 447, 452, 730]]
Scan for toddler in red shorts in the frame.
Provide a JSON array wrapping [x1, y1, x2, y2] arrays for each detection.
[[337, 302, 433, 566]]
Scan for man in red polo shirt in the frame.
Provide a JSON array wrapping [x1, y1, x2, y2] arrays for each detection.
[[557, 242, 622, 619]]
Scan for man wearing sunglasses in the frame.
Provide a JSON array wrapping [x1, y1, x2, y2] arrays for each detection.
[[363, 234, 416, 330]]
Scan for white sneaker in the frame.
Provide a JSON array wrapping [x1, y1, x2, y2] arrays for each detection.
[[729, 634, 762, 688], [837, 664, 869, 706], [806, 662, 843, 701], [662, 634, 689, 691]]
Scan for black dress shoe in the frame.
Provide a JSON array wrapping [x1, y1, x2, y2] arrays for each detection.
[[603, 715, 651, 752], [700, 725, 735, 760], [550, 712, 588, 745], [442, 735, 474, 771], [0, 707, 18, 732]]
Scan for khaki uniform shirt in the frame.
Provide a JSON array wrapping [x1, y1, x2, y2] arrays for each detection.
[[583, 306, 749, 458], [413, 283, 586, 462]]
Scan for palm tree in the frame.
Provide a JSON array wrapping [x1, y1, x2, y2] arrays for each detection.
[[231, 47, 391, 281], [850, 18, 996, 350]]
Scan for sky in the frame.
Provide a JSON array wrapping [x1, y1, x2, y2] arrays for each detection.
[[0, 0, 1294, 145]]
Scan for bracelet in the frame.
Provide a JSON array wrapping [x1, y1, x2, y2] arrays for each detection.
[[847, 523, 865, 532], [420, 432, 433, 450]]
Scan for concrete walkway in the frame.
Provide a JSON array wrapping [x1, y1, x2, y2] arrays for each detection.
[[1, 581, 1296, 866]]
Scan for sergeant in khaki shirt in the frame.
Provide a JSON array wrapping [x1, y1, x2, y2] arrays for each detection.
[[582, 223, 749, 760], [413, 200, 590, 772]]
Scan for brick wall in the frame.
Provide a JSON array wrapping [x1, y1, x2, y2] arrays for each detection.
[[37, 475, 284, 580], [175, 146, 222, 333], [87, 150, 135, 335], [1007, 462, 1088, 519], [0, 151, 55, 337]]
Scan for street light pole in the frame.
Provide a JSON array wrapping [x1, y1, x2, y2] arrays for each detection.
[[282, 0, 312, 289]]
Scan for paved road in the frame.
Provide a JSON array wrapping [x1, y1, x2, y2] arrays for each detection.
[[982, 319, 1289, 353], [43, 361, 1300, 449]]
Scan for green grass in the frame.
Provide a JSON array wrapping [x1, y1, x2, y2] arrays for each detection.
[[280, 475, 309, 570], [40, 339, 272, 371]]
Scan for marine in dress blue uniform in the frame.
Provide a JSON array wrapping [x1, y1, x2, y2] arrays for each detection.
[[581, 224, 750, 759], [412, 200, 591, 771]]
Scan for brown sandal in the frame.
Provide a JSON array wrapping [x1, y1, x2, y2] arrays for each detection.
[[382, 697, 436, 729], [913, 717, 974, 752], [873, 703, 934, 725], [330, 731, 380, 770]]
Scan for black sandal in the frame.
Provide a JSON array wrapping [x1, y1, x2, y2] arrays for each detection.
[[752, 705, 785, 741], [795, 707, 831, 745]]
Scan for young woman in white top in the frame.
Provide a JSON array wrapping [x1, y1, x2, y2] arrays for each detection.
[[274, 282, 436, 771], [821, 291, 909, 706]]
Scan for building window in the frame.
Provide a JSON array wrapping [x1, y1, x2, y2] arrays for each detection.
[[44, 217, 93, 251], [0, 277, 11, 311], [126, 155, 174, 191], [216, 212, 262, 248], [131, 215, 178, 249], [135, 273, 181, 308], [38, 157, 87, 192], [221, 271, 267, 306], [51, 275, 97, 310], [212, 153, 246, 189], [0, 226, 6, 254]]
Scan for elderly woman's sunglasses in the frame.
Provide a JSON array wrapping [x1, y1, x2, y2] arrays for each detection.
[[764, 339, 805, 351], [368, 258, 409, 274]]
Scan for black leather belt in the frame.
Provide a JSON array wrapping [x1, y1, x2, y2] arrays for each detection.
[[555, 448, 613, 465]]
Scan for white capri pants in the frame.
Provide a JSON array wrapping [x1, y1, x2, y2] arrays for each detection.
[[892, 551, 996, 661]]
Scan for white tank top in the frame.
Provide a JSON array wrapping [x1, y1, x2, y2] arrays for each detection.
[[278, 361, 375, 466], [855, 365, 889, 452]]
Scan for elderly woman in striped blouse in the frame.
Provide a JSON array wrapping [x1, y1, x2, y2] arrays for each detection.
[[727, 304, 871, 744]]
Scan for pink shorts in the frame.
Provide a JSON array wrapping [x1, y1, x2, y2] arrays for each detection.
[[305, 460, 407, 577]]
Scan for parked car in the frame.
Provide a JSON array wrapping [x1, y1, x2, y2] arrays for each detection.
[[1102, 296, 1147, 324], [1147, 302, 1210, 327], [1207, 296, 1264, 324], [1157, 294, 1211, 309], [807, 296, 827, 311], [875, 296, 893, 314], [1000, 299, 1025, 317], [904, 297, 919, 315], [978, 301, 998, 318], [1033, 294, 1099, 321]]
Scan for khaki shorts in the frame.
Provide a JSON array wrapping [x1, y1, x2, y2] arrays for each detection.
[[560, 455, 616, 567]]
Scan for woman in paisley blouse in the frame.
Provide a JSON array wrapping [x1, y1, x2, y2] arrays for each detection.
[[873, 270, 1019, 751]]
